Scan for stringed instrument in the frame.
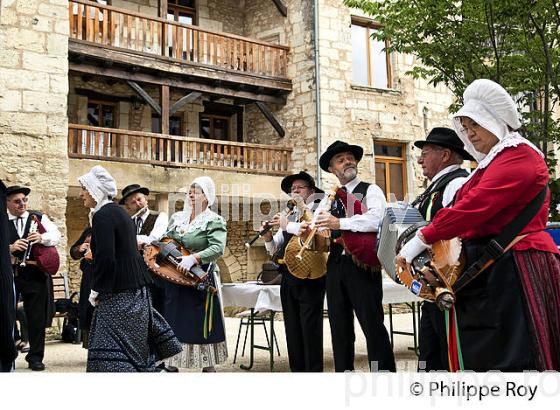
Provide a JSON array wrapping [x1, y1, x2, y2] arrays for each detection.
[[143, 237, 216, 293]]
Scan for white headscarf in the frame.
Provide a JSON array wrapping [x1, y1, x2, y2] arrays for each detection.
[[452, 79, 543, 169], [191, 176, 216, 206], [78, 165, 117, 213]]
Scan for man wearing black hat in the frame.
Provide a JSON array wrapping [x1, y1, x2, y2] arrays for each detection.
[[7, 186, 60, 371], [120, 184, 168, 307], [411, 127, 474, 371], [317, 141, 395, 372], [262, 171, 326, 371]]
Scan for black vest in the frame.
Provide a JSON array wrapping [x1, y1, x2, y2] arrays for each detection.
[[8, 211, 43, 262], [139, 211, 159, 236], [413, 168, 469, 221], [329, 181, 370, 259]]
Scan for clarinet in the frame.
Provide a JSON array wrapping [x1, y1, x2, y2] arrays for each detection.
[[20, 216, 39, 268], [245, 199, 297, 248]]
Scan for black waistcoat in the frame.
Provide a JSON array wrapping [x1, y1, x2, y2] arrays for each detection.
[[329, 181, 370, 260], [139, 211, 159, 236], [413, 168, 468, 221], [8, 211, 43, 262]]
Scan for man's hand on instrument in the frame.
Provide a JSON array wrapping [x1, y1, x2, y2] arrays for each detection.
[[78, 242, 90, 254], [27, 232, 42, 244], [10, 239, 28, 253], [297, 221, 310, 237], [315, 211, 340, 230], [258, 221, 274, 242], [177, 255, 197, 274]]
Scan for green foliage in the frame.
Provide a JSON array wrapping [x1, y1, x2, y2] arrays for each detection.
[[345, 0, 560, 217]]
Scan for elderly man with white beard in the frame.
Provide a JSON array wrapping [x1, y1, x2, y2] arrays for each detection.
[[315, 141, 396, 372]]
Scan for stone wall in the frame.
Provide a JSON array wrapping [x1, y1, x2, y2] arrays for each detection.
[[0, 0, 70, 268]]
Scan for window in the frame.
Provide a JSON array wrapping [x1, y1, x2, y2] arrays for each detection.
[[374, 141, 407, 201], [200, 114, 230, 140], [87, 100, 116, 128], [351, 21, 392, 89], [167, 0, 196, 25]]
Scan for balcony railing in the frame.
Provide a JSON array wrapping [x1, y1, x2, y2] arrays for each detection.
[[68, 124, 293, 175], [69, 0, 289, 78]]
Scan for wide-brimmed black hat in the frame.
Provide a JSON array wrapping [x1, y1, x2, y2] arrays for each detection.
[[414, 127, 475, 161], [119, 184, 150, 204], [6, 185, 30, 197], [281, 171, 324, 195], [319, 141, 363, 172]]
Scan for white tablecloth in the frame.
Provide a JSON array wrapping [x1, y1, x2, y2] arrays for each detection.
[[221, 278, 421, 312]]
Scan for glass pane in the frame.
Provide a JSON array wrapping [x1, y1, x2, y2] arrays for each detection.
[[369, 30, 389, 88], [178, 0, 195, 7], [178, 12, 193, 25], [375, 162, 387, 198], [151, 116, 161, 133], [212, 118, 228, 140], [374, 144, 402, 158], [389, 163, 405, 201], [200, 117, 210, 138], [101, 105, 114, 127], [351, 24, 369, 86], [87, 103, 100, 126]]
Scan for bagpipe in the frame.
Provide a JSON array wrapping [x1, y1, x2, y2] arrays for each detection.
[[143, 237, 216, 293], [19, 214, 60, 276]]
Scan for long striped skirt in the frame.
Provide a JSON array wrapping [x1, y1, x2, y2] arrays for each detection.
[[514, 250, 560, 371], [87, 286, 182, 372]]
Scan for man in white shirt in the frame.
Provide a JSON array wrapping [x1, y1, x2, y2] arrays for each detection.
[[410, 127, 473, 371], [262, 171, 326, 372], [316, 141, 395, 372], [7, 186, 61, 371]]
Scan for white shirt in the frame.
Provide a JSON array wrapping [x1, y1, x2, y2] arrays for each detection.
[[7, 210, 61, 246], [264, 202, 314, 256], [428, 165, 468, 207], [338, 177, 387, 233], [135, 209, 169, 245]]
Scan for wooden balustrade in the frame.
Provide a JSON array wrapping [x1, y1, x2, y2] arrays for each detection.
[[69, 0, 289, 78], [68, 124, 292, 175]]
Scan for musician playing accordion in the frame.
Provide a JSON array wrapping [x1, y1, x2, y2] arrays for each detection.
[[411, 127, 473, 371], [262, 171, 326, 372], [316, 141, 395, 372], [398, 80, 560, 371]]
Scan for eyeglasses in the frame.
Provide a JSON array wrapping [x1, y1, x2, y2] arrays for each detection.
[[290, 185, 310, 192], [419, 149, 443, 159], [9, 198, 28, 205]]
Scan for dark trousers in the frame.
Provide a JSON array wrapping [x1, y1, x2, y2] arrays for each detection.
[[280, 275, 325, 372], [326, 255, 395, 372], [418, 302, 448, 371], [14, 267, 48, 364], [0, 360, 13, 372]]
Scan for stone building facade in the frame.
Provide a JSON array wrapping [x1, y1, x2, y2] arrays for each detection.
[[2, 0, 465, 292]]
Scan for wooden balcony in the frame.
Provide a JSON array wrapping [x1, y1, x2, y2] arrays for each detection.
[[68, 0, 291, 101], [68, 124, 293, 176]]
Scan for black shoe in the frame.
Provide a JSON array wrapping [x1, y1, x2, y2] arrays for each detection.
[[156, 363, 179, 373], [28, 362, 45, 371]]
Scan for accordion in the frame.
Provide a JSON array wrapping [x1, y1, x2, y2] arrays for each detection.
[[378, 205, 463, 311]]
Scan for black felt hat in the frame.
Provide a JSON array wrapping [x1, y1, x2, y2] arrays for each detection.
[[6, 185, 31, 197], [414, 127, 475, 161], [119, 184, 150, 204], [281, 171, 324, 195], [319, 141, 364, 172]]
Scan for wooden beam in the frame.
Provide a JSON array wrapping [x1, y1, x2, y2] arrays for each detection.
[[159, 0, 168, 18], [271, 0, 287, 17], [255, 101, 285, 137], [126, 80, 161, 115], [161, 85, 169, 135], [69, 62, 287, 105], [169, 91, 202, 115]]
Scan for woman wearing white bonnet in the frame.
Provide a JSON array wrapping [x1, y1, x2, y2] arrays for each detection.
[[78, 165, 181, 372], [398, 79, 560, 371], [161, 175, 228, 372]]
